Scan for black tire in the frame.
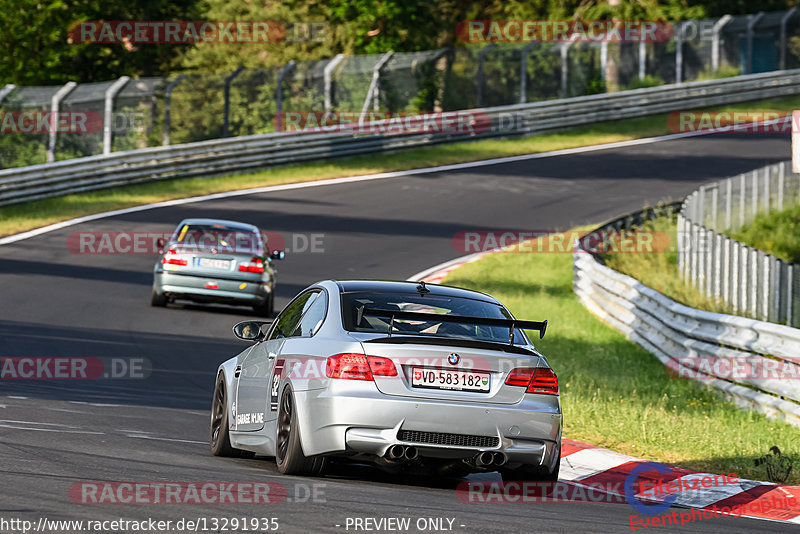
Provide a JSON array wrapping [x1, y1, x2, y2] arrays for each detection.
[[252, 293, 273, 317], [151, 288, 167, 307], [210, 373, 250, 458], [275, 386, 326, 476]]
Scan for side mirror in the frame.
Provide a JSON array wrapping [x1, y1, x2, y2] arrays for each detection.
[[232, 320, 272, 342], [156, 237, 165, 255], [270, 250, 285, 260]]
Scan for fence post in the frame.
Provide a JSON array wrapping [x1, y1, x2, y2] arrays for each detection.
[[711, 185, 718, 230], [705, 228, 714, 296], [162, 74, 185, 146], [103, 76, 130, 155], [788, 263, 795, 326], [520, 42, 537, 104], [561, 36, 577, 98], [781, 8, 798, 70], [725, 177, 732, 229], [223, 67, 245, 138], [747, 12, 765, 74], [324, 54, 345, 113], [739, 172, 746, 227], [752, 169, 759, 219], [712, 15, 732, 74], [764, 166, 771, 214], [47, 81, 77, 163], [638, 39, 646, 80], [713, 232, 721, 299], [600, 41, 608, 83], [750, 248, 758, 318], [676, 21, 694, 84], [722, 236, 731, 305], [275, 61, 297, 133], [778, 162, 785, 210], [359, 51, 394, 129], [760, 251, 769, 320], [741, 246, 749, 315], [731, 240, 739, 314], [476, 44, 495, 107]]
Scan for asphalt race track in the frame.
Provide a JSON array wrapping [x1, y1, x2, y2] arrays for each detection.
[[0, 132, 795, 533]]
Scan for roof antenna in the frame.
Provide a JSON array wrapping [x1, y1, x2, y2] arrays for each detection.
[[416, 280, 430, 295]]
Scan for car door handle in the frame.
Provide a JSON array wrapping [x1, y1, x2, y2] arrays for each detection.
[[234, 365, 242, 378]]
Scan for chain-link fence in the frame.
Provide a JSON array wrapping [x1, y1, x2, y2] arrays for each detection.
[[3, 8, 800, 169], [679, 160, 800, 326]]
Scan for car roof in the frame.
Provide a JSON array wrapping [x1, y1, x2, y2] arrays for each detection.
[[331, 279, 501, 304], [175, 218, 259, 232]]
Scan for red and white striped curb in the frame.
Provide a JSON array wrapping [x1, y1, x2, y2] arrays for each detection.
[[410, 256, 800, 524], [561, 439, 799, 523]]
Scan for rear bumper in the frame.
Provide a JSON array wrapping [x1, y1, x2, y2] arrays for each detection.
[[154, 271, 271, 305], [294, 388, 561, 468]]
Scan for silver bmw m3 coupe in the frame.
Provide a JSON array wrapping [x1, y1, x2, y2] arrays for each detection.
[[211, 279, 562, 481], [152, 218, 284, 316]]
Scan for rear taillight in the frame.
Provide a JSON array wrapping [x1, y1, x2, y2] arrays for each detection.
[[238, 257, 265, 273], [325, 354, 397, 381], [162, 249, 187, 266], [505, 367, 559, 395]]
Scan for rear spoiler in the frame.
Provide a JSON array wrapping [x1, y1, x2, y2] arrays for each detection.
[[361, 308, 547, 343]]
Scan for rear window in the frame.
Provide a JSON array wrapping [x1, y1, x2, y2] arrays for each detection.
[[170, 223, 263, 255], [341, 291, 529, 345]]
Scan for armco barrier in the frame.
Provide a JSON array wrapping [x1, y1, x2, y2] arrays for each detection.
[[3, 69, 800, 206], [573, 205, 800, 428]]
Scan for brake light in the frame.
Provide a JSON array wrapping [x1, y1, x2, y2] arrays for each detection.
[[161, 256, 187, 266], [325, 354, 397, 380], [326, 353, 373, 381], [505, 368, 535, 386], [505, 367, 558, 395], [528, 368, 558, 395], [238, 257, 265, 273], [367, 356, 398, 377]]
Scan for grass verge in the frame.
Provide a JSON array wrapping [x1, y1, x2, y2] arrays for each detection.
[[4, 94, 800, 238], [729, 204, 800, 263], [443, 231, 800, 483]]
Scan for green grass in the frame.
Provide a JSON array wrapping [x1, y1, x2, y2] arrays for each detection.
[[5, 94, 800, 238], [730, 204, 800, 263], [602, 215, 730, 313], [443, 232, 800, 483]]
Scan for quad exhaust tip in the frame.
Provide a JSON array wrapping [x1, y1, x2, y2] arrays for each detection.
[[386, 444, 405, 460], [403, 446, 418, 460]]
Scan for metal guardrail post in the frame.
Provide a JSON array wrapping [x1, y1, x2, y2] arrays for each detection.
[[476, 44, 495, 107], [223, 67, 245, 138], [560, 36, 578, 98], [675, 21, 694, 84], [520, 42, 537, 104], [359, 51, 393, 128], [46, 81, 77, 163], [324, 54, 345, 113], [747, 12, 765, 74], [0, 84, 16, 104], [780, 8, 797, 70], [103, 76, 130, 155], [712, 15, 732, 74], [162, 74, 185, 146], [275, 61, 297, 133]]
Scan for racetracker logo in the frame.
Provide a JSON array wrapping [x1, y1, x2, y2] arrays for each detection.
[[66, 231, 325, 254], [667, 111, 798, 134], [667, 357, 800, 381], [0, 111, 104, 134], [0, 357, 150, 380], [456, 20, 673, 43], [274, 111, 490, 135], [69, 21, 285, 44], [456, 480, 631, 504], [70, 482, 286, 504], [453, 230, 670, 254]]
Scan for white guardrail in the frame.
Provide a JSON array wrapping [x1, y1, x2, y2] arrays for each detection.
[[3, 69, 800, 206], [573, 206, 800, 429]]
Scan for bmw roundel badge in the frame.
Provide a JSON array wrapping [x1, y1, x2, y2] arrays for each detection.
[[448, 353, 460, 365]]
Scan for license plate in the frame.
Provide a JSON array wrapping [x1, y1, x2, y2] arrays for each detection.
[[198, 258, 231, 270], [411, 367, 490, 392]]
